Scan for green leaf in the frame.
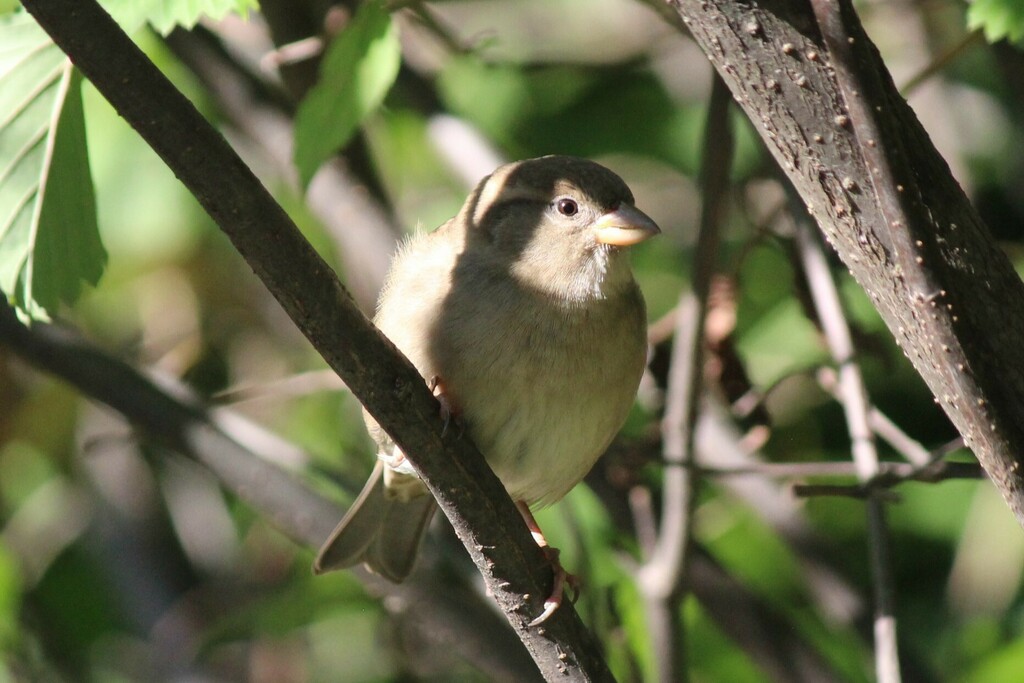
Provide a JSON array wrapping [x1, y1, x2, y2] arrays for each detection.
[[959, 637, 1024, 683], [436, 58, 712, 175], [968, 0, 1024, 45], [0, 542, 22, 650], [293, 0, 400, 187], [0, 13, 105, 321], [438, 58, 602, 142], [99, 0, 259, 35]]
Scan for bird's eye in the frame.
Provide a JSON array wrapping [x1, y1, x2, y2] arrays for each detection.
[[556, 198, 579, 216]]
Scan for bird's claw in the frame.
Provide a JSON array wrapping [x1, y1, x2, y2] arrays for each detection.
[[429, 375, 464, 439], [380, 446, 417, 475], [530, 599, 560, 628], [515, 501, 581, 627], [527, 546, 581, 626]]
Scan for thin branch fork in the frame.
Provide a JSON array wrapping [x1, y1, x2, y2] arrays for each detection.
[[792, 460, 984, 499], [794, 196, 901, 682], [18, 1, 612, 679], [665, 458, 983, 484], [633, 73, 733, 683], [670, 0, 1024, 526], [730, 362, 964, 471]]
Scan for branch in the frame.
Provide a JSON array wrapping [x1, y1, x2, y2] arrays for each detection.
[[18, 1, 611, 679], [794, 206, 900, 682], [792, 459, 984, 499], [163, 24, 399, 312], [697, 458, 982, 483], [0, 305, 337, 546], [0, 301, 540, 681], [634, 74, 732, 683], [594, 436, 856, 679], [667, 1, 1024, 526]]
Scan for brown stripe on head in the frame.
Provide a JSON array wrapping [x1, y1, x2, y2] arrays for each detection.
[[458, 156, 635, 234]]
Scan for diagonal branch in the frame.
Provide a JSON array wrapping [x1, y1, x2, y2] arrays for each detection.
[[18, 1, 611, 679], [0, 300, 541, 682], [667, 0, 1024, 527], [163, 24, 399, 313]]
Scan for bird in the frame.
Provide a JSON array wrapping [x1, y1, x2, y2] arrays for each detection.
[[314, 155, 659, 624]]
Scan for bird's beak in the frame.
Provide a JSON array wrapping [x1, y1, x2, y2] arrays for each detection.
[[593, 204, 661, 246]]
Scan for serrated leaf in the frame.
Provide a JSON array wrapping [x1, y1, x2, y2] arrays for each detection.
[[968, 0, 1024, 45], [293, 0, 400, 187], [0, 13, 105, 321], [100, 0, 259, 35]]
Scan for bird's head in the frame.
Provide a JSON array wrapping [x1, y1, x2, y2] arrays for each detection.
[[456, 156, 660, 304]]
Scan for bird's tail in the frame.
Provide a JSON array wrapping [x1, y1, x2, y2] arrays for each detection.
[[313, 461, 436, 581]]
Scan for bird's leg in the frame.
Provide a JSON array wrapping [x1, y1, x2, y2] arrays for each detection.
[[380, 445, 406, 469], [515, 501, 581, 626], [380, 377, 460, 473], [429, 375, 463, 438]]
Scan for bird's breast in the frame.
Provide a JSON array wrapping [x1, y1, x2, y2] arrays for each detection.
[[433, 288, 647, 506]]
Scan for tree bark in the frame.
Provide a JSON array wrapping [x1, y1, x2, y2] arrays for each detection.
[[19, 0, 613, 679], [670, 0, 1024, 525]]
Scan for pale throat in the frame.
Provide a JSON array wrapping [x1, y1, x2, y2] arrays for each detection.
[[512, 242, 631, 306], [573, 242, 614, 301]]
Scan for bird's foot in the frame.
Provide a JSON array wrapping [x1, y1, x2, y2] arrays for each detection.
[[428, 375, 463, 438], [380, 445, 416, 475], [528, 545, 582, 627], [516, 501, 581, 627]]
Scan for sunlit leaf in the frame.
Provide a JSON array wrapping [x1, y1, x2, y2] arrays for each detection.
[[293, 0, 400, 187], [100, 0, 259, 34], [960, 638, 1024, 683], [0, 542, 21, 649], [968, 0, 1024, 45], [0, 13, 105, 320]]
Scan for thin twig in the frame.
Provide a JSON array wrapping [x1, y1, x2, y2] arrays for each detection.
[[899, 29, 984, 97], [734, 363, 960, 469], [211, 368, 346, 405], [816, 366, 931, 466], [399, 2, 472, 55], [792, 460, 983, 498], [681, 458, 983, 482], [635, 74, 733, 683], [793, 195, 901, 682]]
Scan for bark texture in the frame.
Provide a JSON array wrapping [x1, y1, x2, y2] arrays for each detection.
[[670, 0, 1024, 524]]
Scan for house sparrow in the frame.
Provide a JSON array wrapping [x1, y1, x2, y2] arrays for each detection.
[[315, 155, 658, 623]]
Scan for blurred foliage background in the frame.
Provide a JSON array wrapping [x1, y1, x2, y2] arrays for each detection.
[[3, 0, 1024, 680]]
